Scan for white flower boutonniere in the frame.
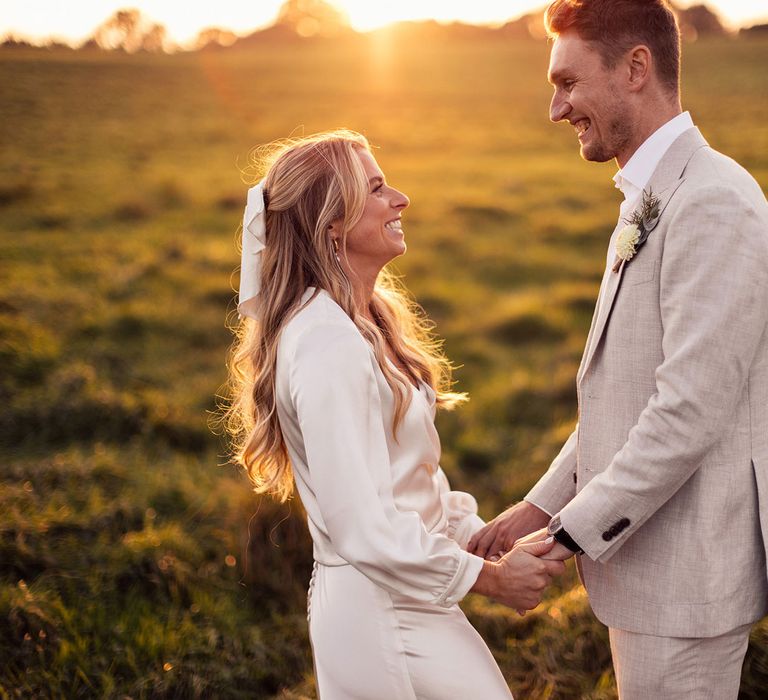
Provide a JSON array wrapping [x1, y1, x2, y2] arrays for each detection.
[[612, 189, 662, 273], [615, 224, 641, 263]]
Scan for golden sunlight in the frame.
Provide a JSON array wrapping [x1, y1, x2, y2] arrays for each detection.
[[330, 0, 768, 34], [2, 0, 766, 47], [333, 0, 524, 31]]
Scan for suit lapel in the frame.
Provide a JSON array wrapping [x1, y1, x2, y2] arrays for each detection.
[[578, 237, 627, 384], [577, 127, 708, 384], [577, 218, 625, 383]]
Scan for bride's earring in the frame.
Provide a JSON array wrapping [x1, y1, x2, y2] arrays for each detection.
[[332, 238, 341, 263]]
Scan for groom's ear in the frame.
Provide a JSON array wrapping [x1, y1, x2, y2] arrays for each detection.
[[625, 44, 652, 93]]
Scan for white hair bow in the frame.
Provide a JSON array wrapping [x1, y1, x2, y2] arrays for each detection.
[[238, 181, 267, 320]]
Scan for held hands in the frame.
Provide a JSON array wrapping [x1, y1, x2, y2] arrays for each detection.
[[467, 502, 574, 614], [468, 501, 551, 560], [514, 528, 575, 562], [471, 538, 565, 613]]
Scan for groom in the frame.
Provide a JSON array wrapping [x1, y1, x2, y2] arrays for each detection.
[[469, 0, 768, 697]]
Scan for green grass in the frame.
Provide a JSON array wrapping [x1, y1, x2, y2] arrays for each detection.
[[1, 34, 767, 698]]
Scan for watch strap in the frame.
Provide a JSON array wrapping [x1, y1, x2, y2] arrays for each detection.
[[553, 527, 583, 554]]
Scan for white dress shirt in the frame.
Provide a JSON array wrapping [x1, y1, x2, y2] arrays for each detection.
[[614, 111, 695, 214], [608, 111, 695, 264]]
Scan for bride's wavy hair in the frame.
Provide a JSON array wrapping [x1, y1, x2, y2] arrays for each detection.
[[220, 129, 466, 502]]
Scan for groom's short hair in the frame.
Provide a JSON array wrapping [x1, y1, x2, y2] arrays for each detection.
[[545, 0, 680, 94]]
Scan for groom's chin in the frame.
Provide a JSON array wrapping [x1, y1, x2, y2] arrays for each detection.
[[580, 144, 613, 164]]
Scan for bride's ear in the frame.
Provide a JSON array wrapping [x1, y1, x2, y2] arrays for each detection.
[[327, 220, 345, 249]]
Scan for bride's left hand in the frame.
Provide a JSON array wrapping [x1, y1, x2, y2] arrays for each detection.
[[511, 527, 575, 561], [487, 526, 575, 566]]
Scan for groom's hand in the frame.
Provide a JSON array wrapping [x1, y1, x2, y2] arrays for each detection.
[[468, 501, 550, 559]]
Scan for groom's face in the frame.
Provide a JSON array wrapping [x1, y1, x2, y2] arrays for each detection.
[[548, 31, 634, 164]]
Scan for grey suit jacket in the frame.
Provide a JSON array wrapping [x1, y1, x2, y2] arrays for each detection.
[[527, 127, 768, 637]]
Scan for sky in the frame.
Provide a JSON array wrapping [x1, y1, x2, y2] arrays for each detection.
[[3, 1, 767, 47]]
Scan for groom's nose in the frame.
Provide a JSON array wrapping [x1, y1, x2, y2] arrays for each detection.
[[550, 91, 570, 123]]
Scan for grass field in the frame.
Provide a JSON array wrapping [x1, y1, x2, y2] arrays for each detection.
[[2, 33, 768, 698]]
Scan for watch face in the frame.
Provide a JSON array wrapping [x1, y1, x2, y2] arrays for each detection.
[[547, 514, 562, 536]]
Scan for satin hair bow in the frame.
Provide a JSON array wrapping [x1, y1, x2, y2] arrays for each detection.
[[238, 181, 267, 319]]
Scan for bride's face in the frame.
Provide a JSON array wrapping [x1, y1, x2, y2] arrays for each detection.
[[338, 149, 410, 275]]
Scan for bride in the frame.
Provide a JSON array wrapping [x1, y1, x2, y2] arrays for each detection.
[[223, 129, 563, 699]]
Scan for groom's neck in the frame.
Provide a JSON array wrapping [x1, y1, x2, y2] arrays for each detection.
[[616, 96, 683, 169]]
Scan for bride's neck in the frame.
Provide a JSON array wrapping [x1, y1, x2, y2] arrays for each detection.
[[346, 268, 378, 323]]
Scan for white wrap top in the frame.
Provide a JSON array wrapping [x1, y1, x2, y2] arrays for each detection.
[[275, 289, 485, 608]]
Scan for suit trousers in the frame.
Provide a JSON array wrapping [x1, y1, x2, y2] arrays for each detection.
[[609, 623, 753, 700]]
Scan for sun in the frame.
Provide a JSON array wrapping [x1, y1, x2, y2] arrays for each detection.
[[333, 2, 429, 31]]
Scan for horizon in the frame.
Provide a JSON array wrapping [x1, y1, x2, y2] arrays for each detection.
[[2, 0, 768, 48]]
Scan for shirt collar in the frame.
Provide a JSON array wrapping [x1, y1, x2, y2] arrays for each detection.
[[613, 111, 694, 197]]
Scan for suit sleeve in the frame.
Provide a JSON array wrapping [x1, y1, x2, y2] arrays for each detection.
[[559, 184, 768, 562], [524, 425, 579, 517], [290, 321, 484, 606]]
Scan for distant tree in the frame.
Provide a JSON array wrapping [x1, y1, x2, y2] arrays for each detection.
[[89, 8, 169, 52], [91, 8, 141, 51], [1, 35, 34, 49], [739, 23, 768, 38], [45, 40, 73, 51], [672, 3, 728, 40], [497, 13, 544, 40], [139, 23, 167, 52], [274, 0, 351, 38], [194, 27, 238, 50]]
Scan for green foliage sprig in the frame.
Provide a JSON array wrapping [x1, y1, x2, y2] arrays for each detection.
[[612, 189, 661, 272]]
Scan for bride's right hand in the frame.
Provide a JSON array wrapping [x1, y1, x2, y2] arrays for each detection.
[[471, 538, 565, 612]]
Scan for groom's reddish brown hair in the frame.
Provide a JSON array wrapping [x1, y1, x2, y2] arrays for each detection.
[[544, 0, 681, 94]]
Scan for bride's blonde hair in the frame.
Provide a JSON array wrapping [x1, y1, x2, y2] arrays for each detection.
[[222, 129, 466, 502]]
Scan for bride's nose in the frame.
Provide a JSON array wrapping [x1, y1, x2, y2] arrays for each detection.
[[392, 189, 409, 210]]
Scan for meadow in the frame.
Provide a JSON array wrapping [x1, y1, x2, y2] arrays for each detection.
[[1, 32, 768, 698]]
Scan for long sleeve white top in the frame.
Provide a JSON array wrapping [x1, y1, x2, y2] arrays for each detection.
[[274, 288, 485, 607]]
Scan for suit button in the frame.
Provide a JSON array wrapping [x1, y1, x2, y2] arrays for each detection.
[[602, 531, 612, 541], [619, 518, 630, 529], [572, 472, 577, 484], [609, 525, 620, 537]]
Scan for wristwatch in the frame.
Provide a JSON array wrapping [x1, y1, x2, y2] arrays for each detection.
[[547, 514, 583, 554]]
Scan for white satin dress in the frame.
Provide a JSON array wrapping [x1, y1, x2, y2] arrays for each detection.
[[274, 288, 513, 700]]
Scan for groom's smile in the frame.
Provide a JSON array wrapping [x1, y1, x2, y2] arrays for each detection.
[[548, 30, 634, 165], [575, 119, 591, 139]]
